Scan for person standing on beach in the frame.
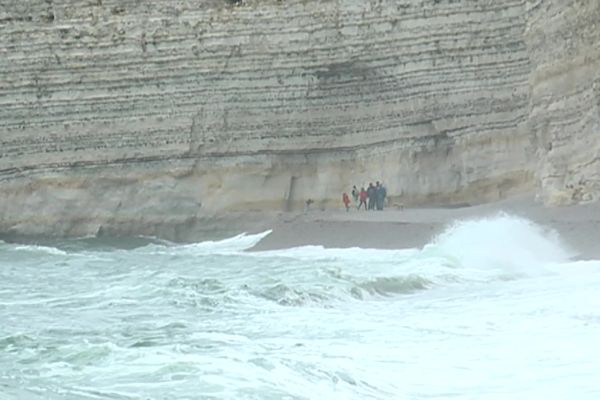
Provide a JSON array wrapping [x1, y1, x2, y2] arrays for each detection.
[[367, 183, 375, 210], [358, 187, 368, 210], [351, 185, 359, 207], [342, 192, 351, 212], [376, 182, 387, 210]]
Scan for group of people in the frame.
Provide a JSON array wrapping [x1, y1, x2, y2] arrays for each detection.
[[342, 181, 387, 211]]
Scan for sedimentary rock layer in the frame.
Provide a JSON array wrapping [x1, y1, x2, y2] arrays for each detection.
[[525, 0, 600, 205], [0, 0, 597, 237]]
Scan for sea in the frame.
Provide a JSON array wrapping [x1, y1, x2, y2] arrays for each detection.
[[1, 214, 599, 400]]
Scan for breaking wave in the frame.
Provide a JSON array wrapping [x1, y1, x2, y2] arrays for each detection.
[[0, 215, 575, 304], [423, 213, 572, 275]]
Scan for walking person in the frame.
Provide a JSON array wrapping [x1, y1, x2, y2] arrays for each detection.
[[358, 187, 368, 210]]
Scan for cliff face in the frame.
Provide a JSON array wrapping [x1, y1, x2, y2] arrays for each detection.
[[0, 0, 597, 237], [525, 0, 600, 205]]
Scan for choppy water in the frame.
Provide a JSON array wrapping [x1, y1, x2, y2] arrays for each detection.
[[1, 215, 600, 399]]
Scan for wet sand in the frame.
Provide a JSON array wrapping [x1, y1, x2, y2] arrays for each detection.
[[248, 195, 600, 259]]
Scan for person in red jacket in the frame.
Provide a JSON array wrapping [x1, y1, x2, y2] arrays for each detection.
[[358, 187, 368, 210], [342, 192, 351, 212]]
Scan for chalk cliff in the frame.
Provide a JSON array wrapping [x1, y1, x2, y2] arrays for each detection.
[[525, 0, 600, 205], [0, 0, 597, 237]]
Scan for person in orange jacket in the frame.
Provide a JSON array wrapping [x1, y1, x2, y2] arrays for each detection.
[[342, 192, 351, 212]]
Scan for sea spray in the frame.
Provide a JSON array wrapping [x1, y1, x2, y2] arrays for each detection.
[[423, 213, 572, 276]]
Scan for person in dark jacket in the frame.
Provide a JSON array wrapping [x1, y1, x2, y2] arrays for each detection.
[[376, 182, 387, 210], [367, 183, 375, 210]]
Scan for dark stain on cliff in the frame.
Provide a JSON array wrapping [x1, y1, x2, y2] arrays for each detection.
[[312, 61, 371, 81]]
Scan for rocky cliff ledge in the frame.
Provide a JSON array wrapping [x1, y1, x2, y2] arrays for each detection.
[[0, 0, 598, 237]]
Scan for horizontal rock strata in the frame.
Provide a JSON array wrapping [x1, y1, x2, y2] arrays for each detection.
[[525, 0, 600, 205], [0, 0, 597, 237]]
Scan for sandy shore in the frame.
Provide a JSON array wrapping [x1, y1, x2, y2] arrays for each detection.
[[1, 194, 598, 260], [247, 195, 600, 260]]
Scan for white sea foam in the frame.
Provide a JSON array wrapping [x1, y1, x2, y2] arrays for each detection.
[[3, 216, 600, 399], [423, 213, 572, 276], [245, 214, 574, 289], [13, 244, 68, 256], [180, 230, 273, 253], [250, 245, 419, 262], [138, 230, 273, 256]]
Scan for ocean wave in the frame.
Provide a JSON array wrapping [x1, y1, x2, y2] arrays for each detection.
[[137, 230, 273, 255], [423, 213, 572, 276], [180, 230, 272, 252], [167, 277, 228, 295], [243, 270, 445, 306], [237, 214, 579, 302], [0, 333, 37, 351], [353, 275, 433, 297], [248, 245, 419, 262], [250, 283, 332, 307], [61, 343, 116, 366], [13, 244, 68, 256], [245, 214, 572, 276]]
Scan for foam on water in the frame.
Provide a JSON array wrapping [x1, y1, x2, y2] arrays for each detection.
[[424, 213, 572, 274], [243, 214, 576, 294], [2, 215, 600, 399], [13, 244, 69, 256], [137, 230, 273, 256]]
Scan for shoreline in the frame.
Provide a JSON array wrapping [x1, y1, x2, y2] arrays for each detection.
[[248, 195, 600, 259], [1, 195, 599, 259]]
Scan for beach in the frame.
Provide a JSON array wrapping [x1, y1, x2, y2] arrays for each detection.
[[248, 195, 600, 259], [1, 193, 597, 260]]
